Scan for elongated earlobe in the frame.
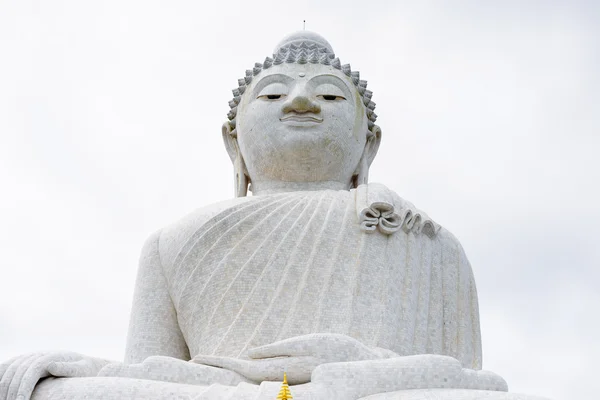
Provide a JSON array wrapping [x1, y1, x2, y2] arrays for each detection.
[[352, 125, 382, 188], [234, 153, 249, 197], [222, 122, 250, 197], [352, 156, 369, 188]]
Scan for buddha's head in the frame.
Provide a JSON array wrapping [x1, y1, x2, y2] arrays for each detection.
[[222, 31, 381, 196]]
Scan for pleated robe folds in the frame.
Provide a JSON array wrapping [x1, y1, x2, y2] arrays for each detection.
[[159, 186, 482, 370]]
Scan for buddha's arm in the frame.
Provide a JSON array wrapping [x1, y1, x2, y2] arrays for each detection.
[[0, 233, 188, 400], [439, 229, 483, 370], [124, 230, 190, 364]]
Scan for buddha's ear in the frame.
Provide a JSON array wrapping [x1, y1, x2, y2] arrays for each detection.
[[364, 125, 382, 167], [352, 125, 382, 188], [222, 122, 237, 163], [222, 121, 249, 197]]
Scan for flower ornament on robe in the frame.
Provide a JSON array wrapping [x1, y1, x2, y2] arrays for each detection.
[[355, 183, 441, 237]]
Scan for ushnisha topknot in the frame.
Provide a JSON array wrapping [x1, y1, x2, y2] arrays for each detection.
[[227, 31, 377, 136]]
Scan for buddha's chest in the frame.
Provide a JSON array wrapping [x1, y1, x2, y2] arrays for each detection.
[[174, 245, 428, 357], [165, 192, 436, 358]]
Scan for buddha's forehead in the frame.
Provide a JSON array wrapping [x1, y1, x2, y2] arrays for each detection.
[[247, 63, 355, 93]]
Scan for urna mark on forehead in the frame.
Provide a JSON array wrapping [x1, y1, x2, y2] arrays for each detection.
[[226, 31, 378, 134]]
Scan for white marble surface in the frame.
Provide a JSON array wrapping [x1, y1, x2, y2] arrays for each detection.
[[27, 353, 549, 400], [1, 187, 522, 400], [363, 390, 550, 400], [0, 31, 551, 400]]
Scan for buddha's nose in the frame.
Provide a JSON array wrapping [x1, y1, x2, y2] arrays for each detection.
[[282, 95, 321, 114]]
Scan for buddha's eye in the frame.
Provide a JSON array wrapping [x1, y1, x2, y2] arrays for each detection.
[[257, 93, 287, 101], [257, 82, 288, 101], [257, 94, 287, 101], [314, 83, 346, 101], [318, 94, 345, 101]]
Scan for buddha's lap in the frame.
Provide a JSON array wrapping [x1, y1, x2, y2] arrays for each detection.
[[31, 377, 224, 400], [362, 390, 550, 400], [31, 377, 313, 400], [30, 377, 548, 400], [27, 355, 531, 400], [31, 377, 305, 400]]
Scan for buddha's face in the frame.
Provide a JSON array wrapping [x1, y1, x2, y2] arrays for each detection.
[[235, 62, 369, 189]]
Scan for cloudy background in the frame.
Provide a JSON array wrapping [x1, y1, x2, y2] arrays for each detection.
[[0, 1, 598, 399]]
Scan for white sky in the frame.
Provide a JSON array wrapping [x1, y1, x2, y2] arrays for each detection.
[[0, 1, 598, 399]]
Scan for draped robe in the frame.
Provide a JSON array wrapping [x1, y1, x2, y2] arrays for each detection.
[[30, 185, 551, 400], [125, 184, 482, 370]]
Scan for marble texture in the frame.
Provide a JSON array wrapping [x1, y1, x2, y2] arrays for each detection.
[[0, 30, 551, 400], [1, 187, 546, 400], [27, 353, 548, 400], [129, 188, 481, 367]]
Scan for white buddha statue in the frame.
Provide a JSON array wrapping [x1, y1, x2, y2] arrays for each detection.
[[0, 31, 549, 400]]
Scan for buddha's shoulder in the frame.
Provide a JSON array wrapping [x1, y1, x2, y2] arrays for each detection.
[[394, 197, 466, 252], [379, 185, 462, 248], [144, 186, 466, 265], [165, 196, 253, 235], [153, 196, 254, 267]]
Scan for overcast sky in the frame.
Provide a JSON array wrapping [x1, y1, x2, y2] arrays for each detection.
[[0, 1, 598, 399]]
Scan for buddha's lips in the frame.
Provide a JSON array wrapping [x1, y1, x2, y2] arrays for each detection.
[[280, 115, 323, 123]]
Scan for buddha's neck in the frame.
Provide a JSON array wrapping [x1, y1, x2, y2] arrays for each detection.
[[251, 180, 351, 196]]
